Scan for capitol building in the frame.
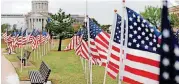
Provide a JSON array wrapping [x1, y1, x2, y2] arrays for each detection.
[[1, 0, 85, 32]]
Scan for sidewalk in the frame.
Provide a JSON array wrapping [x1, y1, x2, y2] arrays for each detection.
[[1, 49, 20, 84]]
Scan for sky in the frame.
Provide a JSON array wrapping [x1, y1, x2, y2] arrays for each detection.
[[1, 0, 179, 25]]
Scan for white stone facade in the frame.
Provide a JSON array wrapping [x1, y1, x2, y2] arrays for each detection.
[[25, 0, 49, 32]]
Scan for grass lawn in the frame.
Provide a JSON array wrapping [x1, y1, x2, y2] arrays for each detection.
[[2, 39, 122, 84]]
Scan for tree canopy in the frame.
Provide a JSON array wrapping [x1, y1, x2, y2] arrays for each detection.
[[46, 8, 75, 51], [90, 18, 111, 32], [12, 24, 18, 32], [140, 6, 179, 29], [101, 24, 111, 33], [1, 23, 10, 33], [140, 6, 161, 28]]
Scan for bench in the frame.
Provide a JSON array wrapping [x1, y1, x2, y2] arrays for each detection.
[[17, 50, 31, 66], [29, 61, 51, 84]]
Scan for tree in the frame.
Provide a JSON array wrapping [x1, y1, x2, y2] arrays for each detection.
[[46, 8, 75, 51], [1, 23, 10, 33], [100, 24, 111, 33], [12, 24, 18, 32], [45, 19, 54, 39], [91, 18, 100, 27], [170, 13, 179, 28], [140, 6, 179, 29], [140, 6, 161, 28], [72, 23, 82, 33]]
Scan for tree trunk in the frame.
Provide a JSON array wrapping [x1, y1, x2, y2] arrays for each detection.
[[49, 30, 52, 39], [58, 36, 62, 51]]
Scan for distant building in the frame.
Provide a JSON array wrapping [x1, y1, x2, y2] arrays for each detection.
[[169, 5, 179, 16], [25, 0, 49, 32], [169, 5, 179, 31], [71, 15, 85, 24], [1, 0, 84, 32]]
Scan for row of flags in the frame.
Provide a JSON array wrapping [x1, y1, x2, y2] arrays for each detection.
[[2, 28, 51, 54], [64, 0, 179, 84]]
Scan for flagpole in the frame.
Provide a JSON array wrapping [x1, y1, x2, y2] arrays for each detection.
[[85, 0, 90, 83], [102, 10, 117, 84], [21, 46, 23, 72], [47, 40, 48, 53], [42, 42, 44, 56], [45, 40, 48, 55], [48, 36, 49, 53], [43, 42, 45, 56], [118, 0, 125, 83], [80, 56, 85, 71], [33, 49, 35, 61], [37, 45, 39, 60], [86, 16, 93, 84], [41, 38, 43, 58], [120, 0, 128, 83], [45, 42, 46, 55], [40, 33, 42, 59], [48, 39, 50, 52], [44, 42, 45, 55]]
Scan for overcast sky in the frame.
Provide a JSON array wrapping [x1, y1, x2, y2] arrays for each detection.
[[1, 0, 179, 24]]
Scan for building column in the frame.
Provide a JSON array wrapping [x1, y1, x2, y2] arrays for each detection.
[[31, 18, 35, 28], [28, 18, 31, 29], [39, 18, 41, 30], [43, 18, 47, 31], [42, 18, 44, 31]]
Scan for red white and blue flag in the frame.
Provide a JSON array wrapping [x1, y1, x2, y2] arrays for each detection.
[[159, 1, 179, 84], [106, 13, 122, 79], [64, 30, 82, 51], [122, 7, 161, 84]]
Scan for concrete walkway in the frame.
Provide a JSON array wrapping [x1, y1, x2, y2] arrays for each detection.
[[1, 49, 20, 84]]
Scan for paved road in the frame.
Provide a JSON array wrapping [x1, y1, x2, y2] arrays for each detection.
[[1, 49, 20, 84]]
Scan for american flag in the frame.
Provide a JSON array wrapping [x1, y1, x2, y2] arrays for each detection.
[[6, 33, 13, 54], [46, 32, 51, 42], [122, 7, 161, 84], [64, 29, 83, 51], [42, 31, 47, 44], [80, 27, 90, 60], [159, 1, 179, 84], [75, 36, 83, 56], [17, 28, 28, 47], [29, 29, 36, 43], [75, 29, 84, 56], [6, 33, 13, 44], [107, 13, 122, 79], [32, 30, 39, 49], [28, 29, 38, 49], [36, 30, 41, 46], [89, 18, 107, 65], [2, 29, 8, 43], [77, 27, 96, 64], [87, 18, 111, 66], [11, 32, 19, 51]]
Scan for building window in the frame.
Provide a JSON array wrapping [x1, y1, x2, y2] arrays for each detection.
[[37, 19, 38, 22]]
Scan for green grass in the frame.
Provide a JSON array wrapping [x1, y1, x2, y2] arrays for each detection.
[[2, 39, 122, 84]]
